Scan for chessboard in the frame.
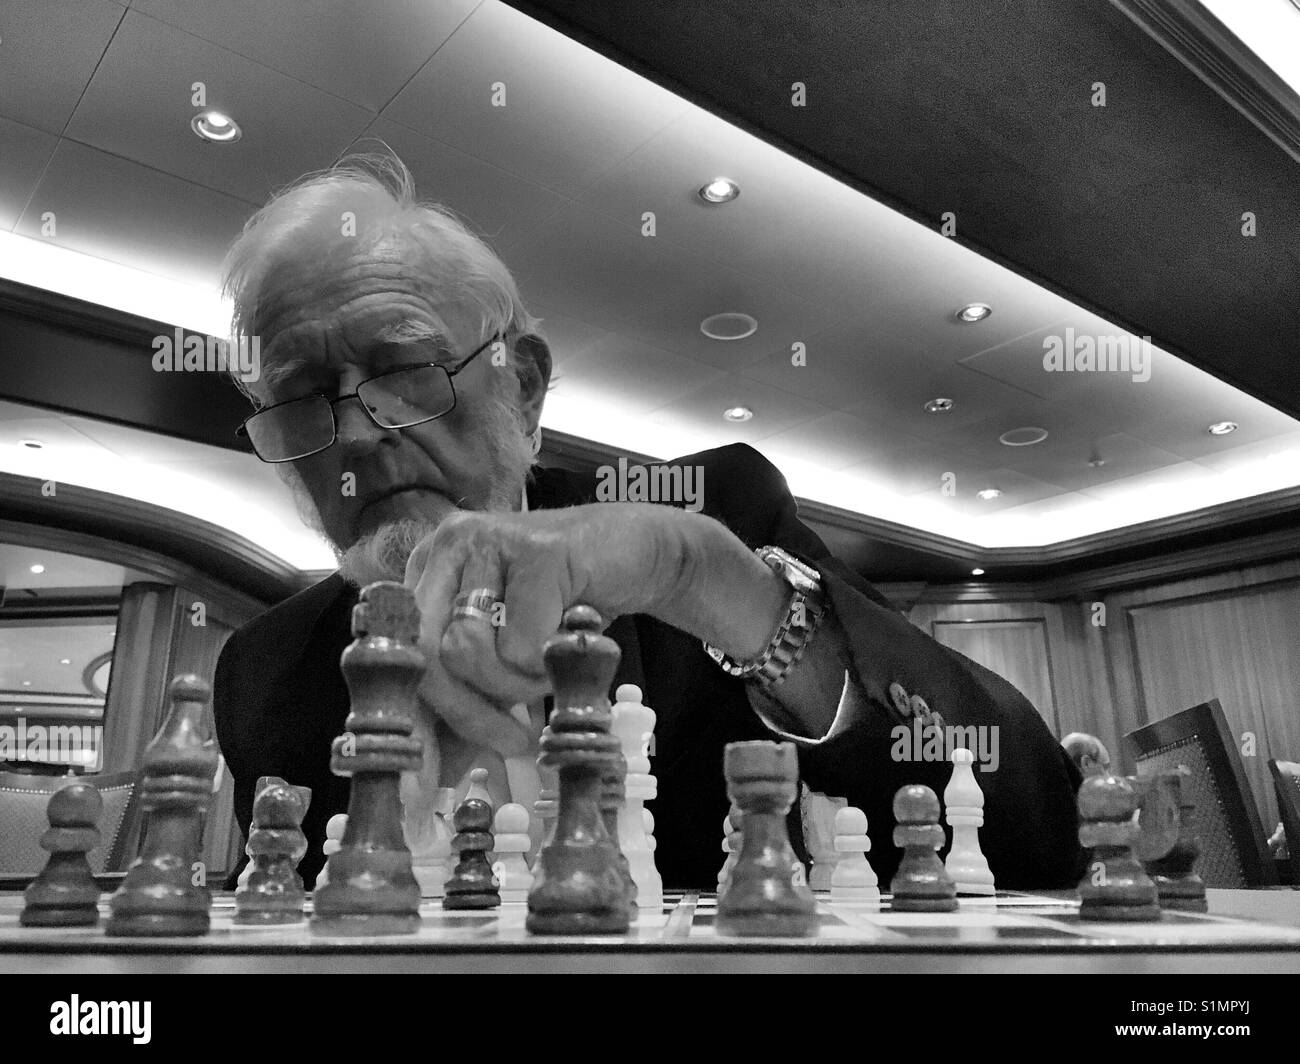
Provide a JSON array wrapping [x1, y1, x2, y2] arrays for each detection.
[[3, 889, 1299, 974]]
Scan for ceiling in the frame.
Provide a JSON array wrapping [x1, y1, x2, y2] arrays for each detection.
[[0, 0, 1297, 576]]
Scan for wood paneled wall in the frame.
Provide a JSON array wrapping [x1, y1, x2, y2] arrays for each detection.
[[902, 555, 1300, 839]]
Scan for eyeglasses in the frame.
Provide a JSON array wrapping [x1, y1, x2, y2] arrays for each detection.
[[237, 334, 500, 463]]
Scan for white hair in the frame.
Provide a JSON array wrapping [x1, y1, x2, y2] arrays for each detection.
[[220, 150, 543, 404]]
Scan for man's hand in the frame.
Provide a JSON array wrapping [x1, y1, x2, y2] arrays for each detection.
[[403, 503, 690, 757]]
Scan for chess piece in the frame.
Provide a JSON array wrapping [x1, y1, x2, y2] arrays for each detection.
[[315, 813, 348, 891], [716, 741, 818, 937], [312, 582, 424, 936], [830, 806, 880, 903], [492, 803, 535, 903], [464, 767, 493, 808], [611, 684, 662, 908], [235, 776, 311, 924], [1141, 767, 1206, 913], [600, 753, 639, 915], [802, 786, 847, 891], [641, 807, 664, 904], [1077, 774, 1161, 921], [527, 605, 630, 935], [532, 761, 560, 866], [21, 781, 103, 927], [408, 788, 455, 900], [108, 675, 220, 936], [443, 796, 501, 909], [889, 784, 958, 912], [717, 810, 742, 893], [944, 748, 995, 896]]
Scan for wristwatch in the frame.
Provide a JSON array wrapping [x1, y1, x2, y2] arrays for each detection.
[[703, 546, 828, 688]]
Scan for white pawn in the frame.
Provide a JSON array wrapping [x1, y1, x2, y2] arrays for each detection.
[[491, 803, 534, 903], [830, 806, 880, 902], [408, 789, 454, 900], [944, 747, 995, 895], [610, 683, 662, 908], [718, 812, 742, 891], [315, 812, 348, 891], [641, 807, 663, 903], [531, 761, 559, 869]]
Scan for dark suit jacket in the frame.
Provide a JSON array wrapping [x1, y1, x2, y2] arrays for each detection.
[[214, 443, 1083, 890]]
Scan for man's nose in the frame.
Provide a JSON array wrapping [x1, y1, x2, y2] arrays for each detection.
[[333, 368, 390, 451]]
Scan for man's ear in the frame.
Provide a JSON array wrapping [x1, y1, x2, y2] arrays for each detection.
[[514, 332, 551, 433]]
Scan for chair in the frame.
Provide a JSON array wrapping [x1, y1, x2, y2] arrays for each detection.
[[0, 769, 138, 874], [1269, 759, 1300, 888], [1124, 699, 1276, 887]]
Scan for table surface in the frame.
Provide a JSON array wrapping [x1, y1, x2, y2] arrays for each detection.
[[2, 888, 1299, 973]]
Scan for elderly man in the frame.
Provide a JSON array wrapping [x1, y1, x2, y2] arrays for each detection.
[[213, 155, 1083, 890]]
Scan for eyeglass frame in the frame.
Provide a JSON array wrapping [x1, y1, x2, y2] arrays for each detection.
[[235, 332, 503, 463]]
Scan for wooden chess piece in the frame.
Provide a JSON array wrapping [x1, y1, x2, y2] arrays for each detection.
[[831, 806, 880, 903], [1077, 773, 1161, 921], [492, 803, 534, 903], [235, 776, 311, 924], [599, 752, 638, 916], [315, 813, 347, 891], [443, 796, 501, 909], [21, 781, 103, 927], [944, 748, 995, 895], [610, 684, 662, 909], [108, 674, 219, 936], [717, 809, 743, 895], [803, 786, 847, 892], [526, 605, 630, 935], [311, 582, 424, 936], [1141, 766, 1207, 912], [889, 784, 958, 912], [716, 741, 819, 937]]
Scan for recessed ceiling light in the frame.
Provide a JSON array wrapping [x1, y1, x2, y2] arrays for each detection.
[[955, 303, 992, 323], [976, 488, 1003, 500], [698, 177, 740, 204], [971, 568, 985, 576], [923, 397, 954, 414], [1208, 420, 1238, 436], [999, 426, 1049, 447], [700, 312, 758, 341], [21, 680, 31, 687], [60, 658, 72, 665], [722, 406, 754, 423], [18, 438, 44, 449], [29, 564, 45, 574], [191, 110, 242, 143]]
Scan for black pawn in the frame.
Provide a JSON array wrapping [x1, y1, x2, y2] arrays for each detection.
[[108, 674, 219, 936], [889, 784, 958, 912], [1078, 774, 1160, 921], [235, 776, 311, 924], [21, 781, 103, 927], [443, 797, 500, 909]]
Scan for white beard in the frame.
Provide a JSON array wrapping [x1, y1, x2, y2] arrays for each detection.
[[327, 394, 536, 587]]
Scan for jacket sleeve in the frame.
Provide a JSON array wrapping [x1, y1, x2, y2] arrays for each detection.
[[701, 443, 1084, 889]]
